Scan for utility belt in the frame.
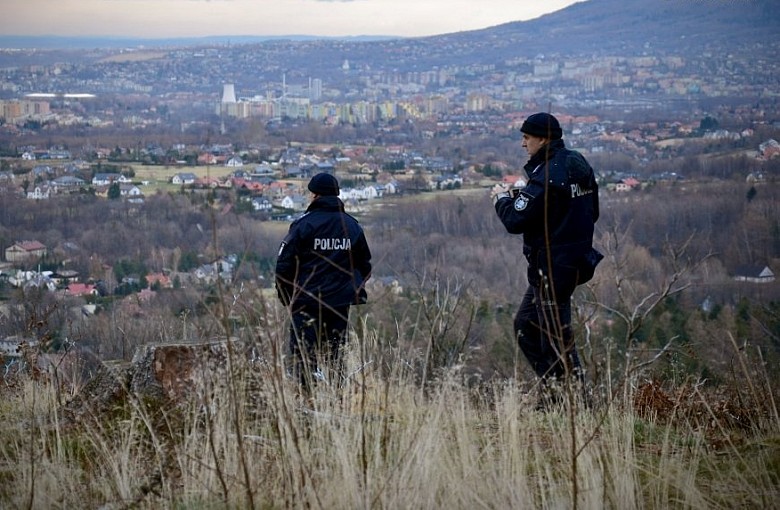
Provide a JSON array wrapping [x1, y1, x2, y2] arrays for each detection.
[[523, 243, 603, 296]]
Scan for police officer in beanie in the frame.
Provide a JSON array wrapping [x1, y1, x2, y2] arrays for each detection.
[[491, 112, 601, 407], [276, 172, 372, 391]]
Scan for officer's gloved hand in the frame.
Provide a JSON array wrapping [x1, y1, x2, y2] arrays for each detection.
[[491, 183, 511, 205]]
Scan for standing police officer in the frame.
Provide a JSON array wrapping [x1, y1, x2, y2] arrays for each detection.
[[276, 172, 372, 391], [491, 112, 601, 407]]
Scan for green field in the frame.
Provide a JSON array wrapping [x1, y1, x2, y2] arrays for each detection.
[[131, 164, 235, 193]]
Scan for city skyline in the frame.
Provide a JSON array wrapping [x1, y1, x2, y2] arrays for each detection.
[[0, 0, 582, 40]]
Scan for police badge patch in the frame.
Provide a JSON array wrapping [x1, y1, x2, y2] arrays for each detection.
[[514, 192, 531, 211]]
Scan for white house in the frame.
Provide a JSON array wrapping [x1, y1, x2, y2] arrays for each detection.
[[92, 173, 130, 186], [9, 270, 56, 291], [193, 257, 235, 284], [435, 174, 463, 190], [119, 183, 141, 195], [733, 265, 775, 284], [383, 181, 401, 195], [340, 187, 378, 201], [340, 188, 361, 201], [171, 172, 197, 185], [251, 197, 273, 212], [226, 155, 244, 167], [27, 185, 52, 200], [119, 183, 143, 200], [362, 185, 381, 199], [280, 194, 308, 211]]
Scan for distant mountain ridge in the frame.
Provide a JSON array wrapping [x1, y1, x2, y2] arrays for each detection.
[[284, 0, 780, 77], [0, 0, 776, 74], [1, 0, 777, 56], [410, 0, 780, 65]]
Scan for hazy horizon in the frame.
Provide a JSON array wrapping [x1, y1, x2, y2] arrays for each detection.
[[0, 0, 582, 40]]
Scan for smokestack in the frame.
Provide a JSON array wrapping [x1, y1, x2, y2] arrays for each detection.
[[222, 83, 236, 103]]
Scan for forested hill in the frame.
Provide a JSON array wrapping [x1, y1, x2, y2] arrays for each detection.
[[420, 0, 780, 64]]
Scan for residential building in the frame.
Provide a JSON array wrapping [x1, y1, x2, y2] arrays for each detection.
[[5, 241, 47, 263]]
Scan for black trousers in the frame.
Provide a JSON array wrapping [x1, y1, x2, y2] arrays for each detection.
[[289, 303, 350, 390], [514, 277, 582, 383]]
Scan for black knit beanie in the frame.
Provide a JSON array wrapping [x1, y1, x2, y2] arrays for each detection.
[[520, 112, 563, 140], [307, 172, 340, 196]]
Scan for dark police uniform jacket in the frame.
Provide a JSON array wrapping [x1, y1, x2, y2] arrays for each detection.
[[275, 195, 372, 308], [495, 139, 600, 296]]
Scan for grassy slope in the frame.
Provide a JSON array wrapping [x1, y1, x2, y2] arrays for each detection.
[[1, 320, 778, 509]]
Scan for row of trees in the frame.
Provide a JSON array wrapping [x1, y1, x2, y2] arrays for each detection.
[[1, 165, 778, 382]]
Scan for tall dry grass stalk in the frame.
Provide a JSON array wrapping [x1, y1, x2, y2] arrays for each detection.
[[1, 303, 778, 509]]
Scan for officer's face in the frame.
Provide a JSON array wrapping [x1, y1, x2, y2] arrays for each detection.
[[522, 134, 548, 157]]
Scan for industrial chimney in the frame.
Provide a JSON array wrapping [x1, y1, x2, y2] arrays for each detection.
[[222, 83, 237, 103]]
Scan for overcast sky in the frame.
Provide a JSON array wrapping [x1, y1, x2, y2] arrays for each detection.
[[1, 0, 583, 39]]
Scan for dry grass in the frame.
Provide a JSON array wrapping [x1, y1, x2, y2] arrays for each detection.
[[129, 164, 233, 194], [132, 164, 232, 182], [2, 320, 778, 510]]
